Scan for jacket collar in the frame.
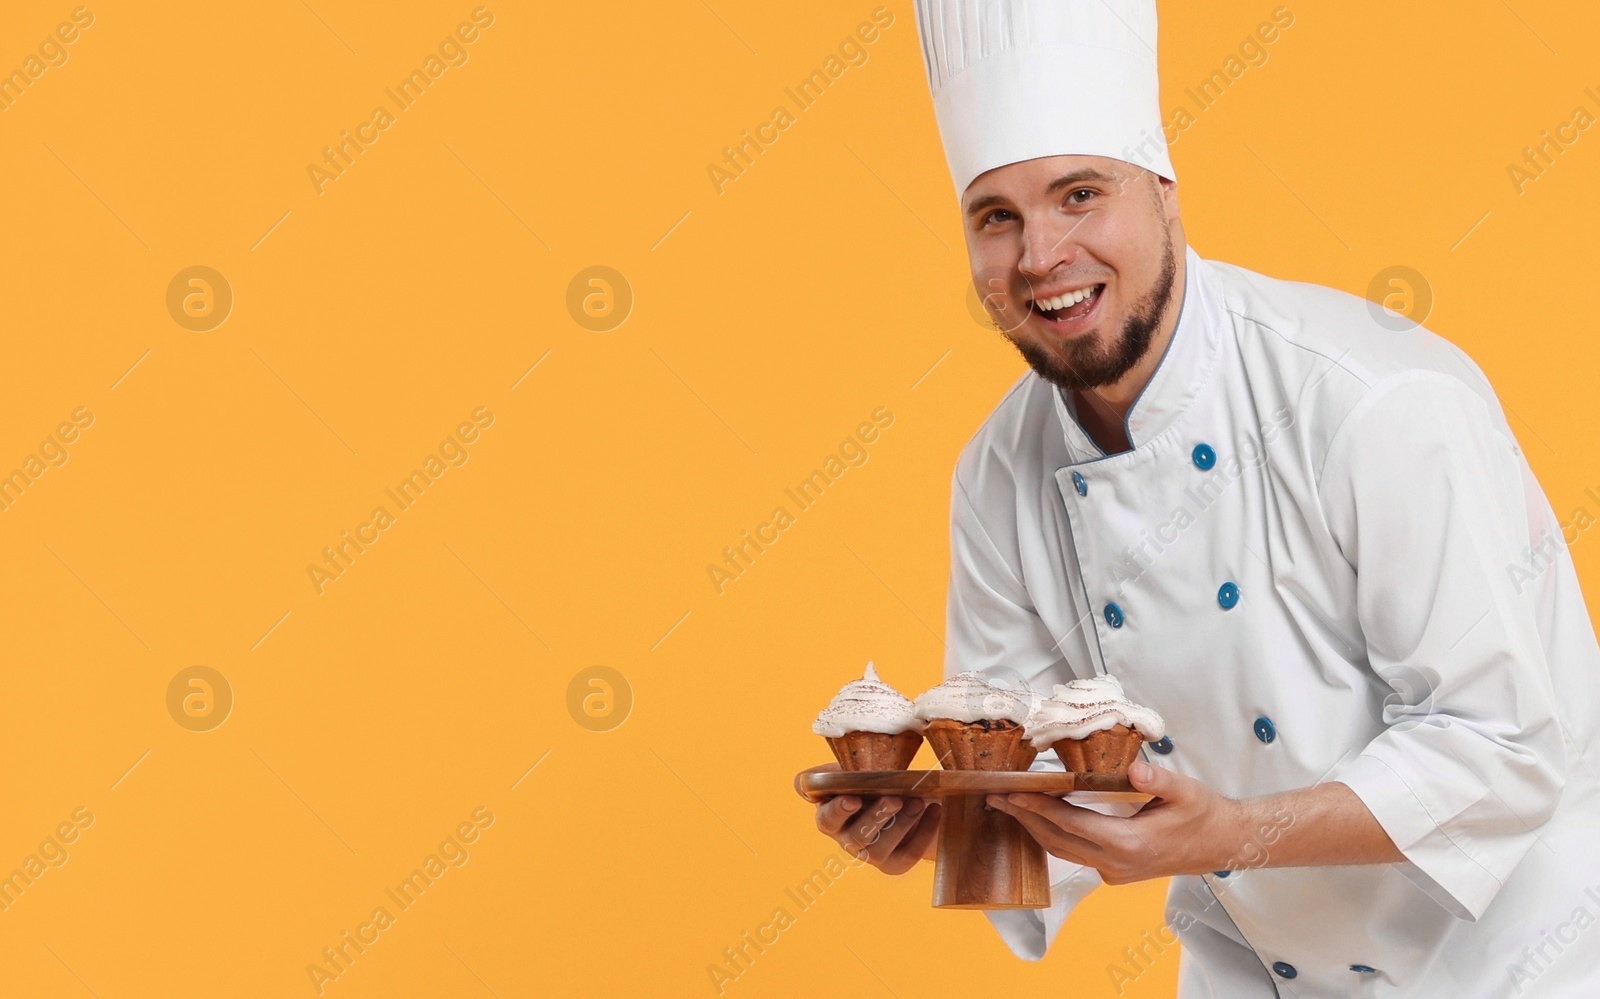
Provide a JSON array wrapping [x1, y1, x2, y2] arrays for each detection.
[[1050, 243, 1221, 462]]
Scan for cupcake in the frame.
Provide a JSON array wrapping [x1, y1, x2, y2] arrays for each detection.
[[812, 662, 926, 771], [1026, 674, 1165, 774], [913, 670, 1039, 771]]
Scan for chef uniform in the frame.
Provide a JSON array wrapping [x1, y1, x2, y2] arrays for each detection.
[[916, 1, 1600, 996]]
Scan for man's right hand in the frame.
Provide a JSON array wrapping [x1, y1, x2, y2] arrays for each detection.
[[807, 763, 942, 874]]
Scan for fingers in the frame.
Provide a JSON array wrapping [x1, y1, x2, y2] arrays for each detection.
[[1126, 760, 1189, 802], [815, 794, 864, 837], [989, 792, 1118, 840], [842, 797, 909, 859], [1011, 811, 1102, 867], [851, 797, 926, 866], [987, 794, 1104, 865], [818, 795, 904, 852], [879, 802, 941, 875], [987, 791, 1087, 819]]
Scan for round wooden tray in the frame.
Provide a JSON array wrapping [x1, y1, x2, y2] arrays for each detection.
[[795, 768, 1153, 910], [794, 768, 1148, 802]]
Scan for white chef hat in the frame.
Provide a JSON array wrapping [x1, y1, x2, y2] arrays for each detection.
[[914, 0, 1176, 199]]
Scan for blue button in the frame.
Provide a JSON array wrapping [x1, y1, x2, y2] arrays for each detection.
[[1254, 716, 1276, 743], [1192, 443, 1216, 470], [1212, 870, 1231, 878], [1072, 471, 1087, 496], [1103, 602, 1124, 628], [1272, 962, 1297, 979], [1218, 581, 1239, 609], [1350, 965, 1377, 974], [1151, 736, 1173, 755]]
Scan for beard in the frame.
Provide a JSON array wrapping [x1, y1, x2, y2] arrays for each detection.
[[1003, 237, 1178, 392]]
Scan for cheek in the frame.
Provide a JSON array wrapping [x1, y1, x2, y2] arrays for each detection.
[[968, 249, 1030, 316], [1097, 220, 1168, 304], [1080, 210, 1145, 261], [966, 234, 1017, 280]]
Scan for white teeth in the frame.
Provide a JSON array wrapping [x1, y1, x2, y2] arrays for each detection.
[[1036, 284, 1099, 312]]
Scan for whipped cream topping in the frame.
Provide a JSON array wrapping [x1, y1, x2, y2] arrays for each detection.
[[812, 662, 925, 738], [913, 670, 1037, 725], [1025, 673, 1166, 747]]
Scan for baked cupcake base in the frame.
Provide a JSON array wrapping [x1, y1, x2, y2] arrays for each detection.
[[926, 718, 1038, 771], [1049, 723, 1145, 774], [825, 730, 924, 771]]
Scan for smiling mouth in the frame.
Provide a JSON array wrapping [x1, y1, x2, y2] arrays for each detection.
[[1029, 283, 1105, 324]]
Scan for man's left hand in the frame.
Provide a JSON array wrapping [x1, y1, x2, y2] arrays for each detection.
[[986, 760, 1246, 884]]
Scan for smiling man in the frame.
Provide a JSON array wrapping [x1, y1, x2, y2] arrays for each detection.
[[809, 1, 1600, 995]]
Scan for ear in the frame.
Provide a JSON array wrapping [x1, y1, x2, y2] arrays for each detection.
[[1155, 174, 1181, 222]]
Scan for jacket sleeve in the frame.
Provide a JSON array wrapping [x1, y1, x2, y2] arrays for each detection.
[[1318, 370, 1568, 921], [947, 466, 1074, 681], [947, 464, 1107, 957]]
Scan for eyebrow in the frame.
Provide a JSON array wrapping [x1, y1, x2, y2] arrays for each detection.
[[964, 168, 1118, 219]]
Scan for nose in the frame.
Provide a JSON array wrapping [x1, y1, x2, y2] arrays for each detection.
[[1018, 215, 1083, 280]]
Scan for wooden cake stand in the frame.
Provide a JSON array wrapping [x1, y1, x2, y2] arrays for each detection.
[[794, 769, 1153, 910]]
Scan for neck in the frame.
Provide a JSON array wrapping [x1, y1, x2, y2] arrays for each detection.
[[1084, 241, 1187, 420]]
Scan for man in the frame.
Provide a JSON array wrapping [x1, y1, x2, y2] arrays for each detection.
[[811, 1, 1600, 995]]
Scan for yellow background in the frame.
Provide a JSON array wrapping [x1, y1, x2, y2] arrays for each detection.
[[2, 0, 1597, 995]]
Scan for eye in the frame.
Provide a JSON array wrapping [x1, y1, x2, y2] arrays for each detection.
[[1068, 188, 1096, 204], [982, 208, 1016, 226]]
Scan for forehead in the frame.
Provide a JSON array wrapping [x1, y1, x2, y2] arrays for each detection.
[[962, 154, 1132, 210]]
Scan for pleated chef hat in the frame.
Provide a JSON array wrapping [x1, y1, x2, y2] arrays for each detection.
[[913, 0, 1175, 199]]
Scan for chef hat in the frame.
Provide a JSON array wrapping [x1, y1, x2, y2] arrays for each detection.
[[914, 0, 1176, 199]]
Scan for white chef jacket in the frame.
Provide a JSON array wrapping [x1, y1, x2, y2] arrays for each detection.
[[948, 243, 1600, 996]]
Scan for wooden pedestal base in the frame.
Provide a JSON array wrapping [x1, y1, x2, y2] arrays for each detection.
[[931, 790, 1049, 908]]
